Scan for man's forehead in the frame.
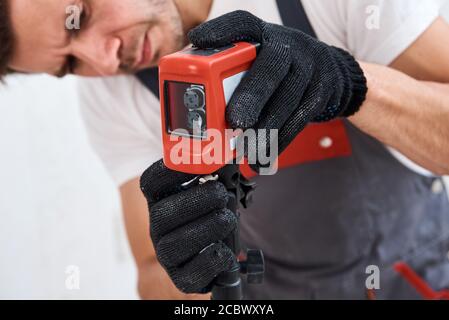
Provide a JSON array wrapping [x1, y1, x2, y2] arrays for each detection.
[[10, 0, 74, 28]]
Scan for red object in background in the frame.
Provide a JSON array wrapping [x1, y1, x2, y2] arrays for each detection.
[[394, 262, 449, 300], [240, 120, 352, 179]]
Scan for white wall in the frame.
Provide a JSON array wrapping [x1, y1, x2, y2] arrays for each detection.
[[0, 75, 137, 299], [444, 1, 449, 19], [0, 3, 448, 300]]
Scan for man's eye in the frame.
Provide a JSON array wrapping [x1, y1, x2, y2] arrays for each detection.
[[79, 2, 91, 28], [79, 8, 87, 28]]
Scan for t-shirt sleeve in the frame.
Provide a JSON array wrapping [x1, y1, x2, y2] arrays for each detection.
[[303, 0, 445, 64], [345, 0, 445, 64], [77, 75, 163, 187]]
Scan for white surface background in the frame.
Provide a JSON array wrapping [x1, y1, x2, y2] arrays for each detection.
[[0, 4, 448, 299], [0, 75, 137, 299]]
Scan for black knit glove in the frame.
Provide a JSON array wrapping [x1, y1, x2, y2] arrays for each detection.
[[140, 159, 238, 294], [189, 10, 367, 156]]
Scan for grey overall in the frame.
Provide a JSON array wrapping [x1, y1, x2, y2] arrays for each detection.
[[240, 121, 449, 299]]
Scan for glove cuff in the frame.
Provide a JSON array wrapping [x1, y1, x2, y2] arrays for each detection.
[[335, 47, 368, 117], [313, 47, 367, 122]]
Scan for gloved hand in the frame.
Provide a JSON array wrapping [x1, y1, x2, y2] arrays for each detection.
[[140, 159, 238, 294], [188, 10, 368, 157]]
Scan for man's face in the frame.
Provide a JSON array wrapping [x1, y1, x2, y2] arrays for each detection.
[[8, 0, 184, 76]]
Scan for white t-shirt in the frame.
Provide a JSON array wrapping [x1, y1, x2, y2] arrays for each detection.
[[78, 0, 445, 186]]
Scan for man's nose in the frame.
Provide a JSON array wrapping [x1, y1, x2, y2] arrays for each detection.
[[72, 34, 122, 76]]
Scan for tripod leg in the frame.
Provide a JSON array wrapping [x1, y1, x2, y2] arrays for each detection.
[[211, 164, 243, 300]]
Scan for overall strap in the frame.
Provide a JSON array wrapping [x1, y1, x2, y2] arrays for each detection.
[[136, 67, 160, 99], [275, 0, 316, 38]]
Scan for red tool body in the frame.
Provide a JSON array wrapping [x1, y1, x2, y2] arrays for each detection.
[[159, 42, 258, 175]]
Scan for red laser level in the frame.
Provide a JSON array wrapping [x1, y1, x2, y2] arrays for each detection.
[[159, 42, 258, 174]]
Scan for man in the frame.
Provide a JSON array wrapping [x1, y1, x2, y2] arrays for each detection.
[[1, 0, 449, 299]]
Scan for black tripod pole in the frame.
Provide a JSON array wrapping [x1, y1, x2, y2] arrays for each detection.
[[209, 163, 264, 300], [211, 163, 243, 300]]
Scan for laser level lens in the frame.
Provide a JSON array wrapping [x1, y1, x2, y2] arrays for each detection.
[[184, 87, 205, 110], [165, 81, 207, 139]]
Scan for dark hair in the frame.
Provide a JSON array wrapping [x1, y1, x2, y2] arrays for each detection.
[[0, 0, 14, 80]]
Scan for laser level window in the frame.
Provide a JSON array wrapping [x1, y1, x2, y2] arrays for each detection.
[[165, 81, 207, 139]]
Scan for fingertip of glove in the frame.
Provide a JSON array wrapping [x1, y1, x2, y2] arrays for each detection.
[[205, 181, 230, 208], [140, 159, 197, 204], [212, 242, 238, 268], [140, 159, 165, 193], [188, 10, 263, 49], [171, 242, 237, 294], [215, 208, 239, 232]]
